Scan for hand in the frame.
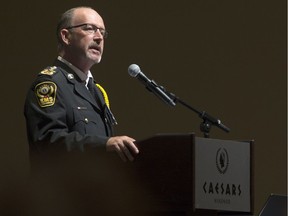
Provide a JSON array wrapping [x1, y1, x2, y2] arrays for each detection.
[[106, 136, 139, 162]]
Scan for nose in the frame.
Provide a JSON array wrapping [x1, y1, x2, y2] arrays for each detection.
[[93, 31, 103, 44], [94, 29, 104, 38]]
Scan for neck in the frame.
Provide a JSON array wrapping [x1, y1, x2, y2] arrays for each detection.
[[59, 53, 93, 74]]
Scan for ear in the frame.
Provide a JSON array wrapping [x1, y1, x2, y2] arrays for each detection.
[[60, 29, 71, 45]]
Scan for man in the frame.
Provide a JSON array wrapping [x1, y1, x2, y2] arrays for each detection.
[[24, 6, 139, 162]]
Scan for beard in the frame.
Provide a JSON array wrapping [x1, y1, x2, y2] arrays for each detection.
[[86, 47, 103, 64]]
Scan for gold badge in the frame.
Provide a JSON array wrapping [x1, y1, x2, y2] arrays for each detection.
[[35, 82, 57, 107], [40, 66, 57, 75]]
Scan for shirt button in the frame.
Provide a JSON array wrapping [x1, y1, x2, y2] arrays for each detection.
[[84, 118, 89, 123]]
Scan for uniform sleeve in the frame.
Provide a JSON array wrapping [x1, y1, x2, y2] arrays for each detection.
[[24, 76, 109, 152]]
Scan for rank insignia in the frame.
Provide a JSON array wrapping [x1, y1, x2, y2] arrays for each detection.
[[35, 81, 57, 107], [39, 66, 57, 75]]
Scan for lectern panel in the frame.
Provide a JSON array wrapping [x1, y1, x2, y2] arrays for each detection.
[[194, 137, 252, 212]]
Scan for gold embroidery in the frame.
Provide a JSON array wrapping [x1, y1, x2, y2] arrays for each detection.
[[39, 66, 57, 75], [35, 81, 57, 107]]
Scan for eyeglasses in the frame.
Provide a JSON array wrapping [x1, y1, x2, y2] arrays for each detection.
[[65, 23, 108, 38]]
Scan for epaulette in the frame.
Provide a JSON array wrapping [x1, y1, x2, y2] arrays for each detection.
[[39, 66, 58, 76]]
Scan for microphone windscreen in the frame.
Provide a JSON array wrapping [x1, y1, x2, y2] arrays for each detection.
[[128, 64, 141, 77]]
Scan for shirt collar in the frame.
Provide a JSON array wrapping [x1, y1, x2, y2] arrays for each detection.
[[57, 56, 93, 83]]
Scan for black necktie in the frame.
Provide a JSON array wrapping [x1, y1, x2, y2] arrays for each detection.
[[87, 77, 95, 96], [87, 77, 103, 106]]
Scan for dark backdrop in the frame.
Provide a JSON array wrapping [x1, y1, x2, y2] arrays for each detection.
[[0, 0, 286, 215]]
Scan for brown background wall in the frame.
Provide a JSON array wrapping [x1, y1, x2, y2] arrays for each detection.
[[0, 0, 286, 215]]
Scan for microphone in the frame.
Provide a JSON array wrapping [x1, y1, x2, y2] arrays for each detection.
[[128, 64, 176, 106]]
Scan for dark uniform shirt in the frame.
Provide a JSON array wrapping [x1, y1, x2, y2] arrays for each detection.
[[24, 59, 115, 152]]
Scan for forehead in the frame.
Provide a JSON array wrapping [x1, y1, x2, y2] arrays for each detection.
[[72, 8, 105, 27]]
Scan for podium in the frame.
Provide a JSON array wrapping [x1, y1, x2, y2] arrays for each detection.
[[126, 133, 254, 216]]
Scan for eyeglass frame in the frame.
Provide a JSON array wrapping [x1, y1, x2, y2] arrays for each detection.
[[65, 23, 108, 38]]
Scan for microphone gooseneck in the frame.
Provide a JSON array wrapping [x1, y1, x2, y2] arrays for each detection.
[[128, 64, 176, 107]]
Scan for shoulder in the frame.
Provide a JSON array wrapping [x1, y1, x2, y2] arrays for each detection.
[[37, 66, 64, 81], [27, 66, 65, 108], [32, 66, 64, 90], [36, 65, 76, 83], [32, 66, 69, 87]]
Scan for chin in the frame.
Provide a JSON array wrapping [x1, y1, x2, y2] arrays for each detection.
[[89, 56, 102, 64], [94, 57, 102, 64]]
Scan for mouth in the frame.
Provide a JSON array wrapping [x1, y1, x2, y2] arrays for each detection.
[[89, 45, 101, 54]]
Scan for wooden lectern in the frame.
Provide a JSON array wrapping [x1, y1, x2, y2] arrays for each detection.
[[123, 133, 254, 216]]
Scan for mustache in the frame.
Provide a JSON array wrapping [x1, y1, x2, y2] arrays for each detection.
[[89, 43, 101, 52]]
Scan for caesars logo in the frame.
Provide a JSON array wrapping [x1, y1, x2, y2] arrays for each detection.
[[216, 148, 229, 174]]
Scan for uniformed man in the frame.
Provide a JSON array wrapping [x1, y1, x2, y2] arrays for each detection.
[[24, 6, 139, 162]]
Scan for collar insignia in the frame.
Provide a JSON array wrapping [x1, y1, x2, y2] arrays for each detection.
[[67, 73, 74, 79]]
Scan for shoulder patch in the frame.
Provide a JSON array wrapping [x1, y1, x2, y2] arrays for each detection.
[[39, 66, 57, 76], [35, 81, 57, 107]]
